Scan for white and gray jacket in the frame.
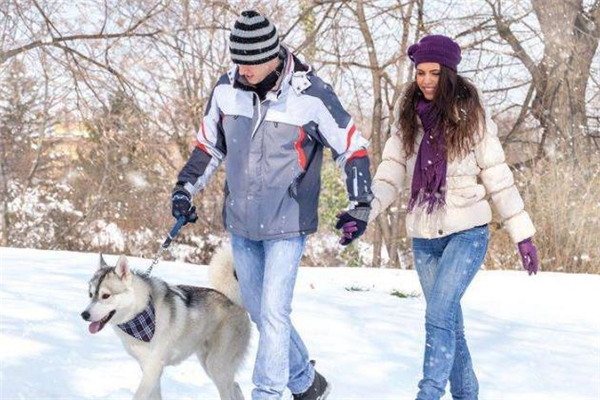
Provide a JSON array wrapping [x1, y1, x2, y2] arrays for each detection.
[[177, 49, 373, 240], [370, 102, 536, 243]]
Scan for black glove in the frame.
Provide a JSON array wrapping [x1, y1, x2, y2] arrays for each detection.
[[171, 186, 198, 224], [335, 203, 371, 246]]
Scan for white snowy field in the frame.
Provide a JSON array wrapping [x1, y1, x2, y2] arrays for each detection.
[[0, 247, 599, 400]]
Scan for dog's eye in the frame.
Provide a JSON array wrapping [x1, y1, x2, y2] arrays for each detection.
[[89, 293, 92, 298], [102, 294, 111, 299]]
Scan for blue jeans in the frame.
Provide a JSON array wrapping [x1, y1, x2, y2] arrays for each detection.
[[412, 225, 489, 400], [231, 233, 315, 400]]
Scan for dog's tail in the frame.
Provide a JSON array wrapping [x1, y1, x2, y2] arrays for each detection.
[[208, 243, 243, 307]]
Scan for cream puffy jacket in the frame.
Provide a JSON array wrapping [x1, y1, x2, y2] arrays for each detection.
[[369, 107, 536, 243]]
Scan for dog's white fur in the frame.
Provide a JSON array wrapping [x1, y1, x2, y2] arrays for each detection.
[[209, 244, 243, 306]]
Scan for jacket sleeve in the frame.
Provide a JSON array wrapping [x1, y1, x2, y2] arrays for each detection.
[[310, 80, 373, 203], [369, 129, 407, 223], [368, 97, 407, 222], [474, 109, 536, 243], [176, 84, 227, 196]]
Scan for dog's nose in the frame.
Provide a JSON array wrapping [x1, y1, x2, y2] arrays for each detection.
[[81, 311, 90, 321]]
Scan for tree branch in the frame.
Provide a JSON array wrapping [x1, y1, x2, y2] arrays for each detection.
[[1, 1, 166, 64], [484, 0, 542, 83]]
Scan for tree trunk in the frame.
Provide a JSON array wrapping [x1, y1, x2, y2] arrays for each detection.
[[355, 0, 385, 267], [0, 139, 9, 247], [531, 0, 599, 161], [386, 0, 417, 268], [373, 228, 383, 268], [494, 0, 600, 160]]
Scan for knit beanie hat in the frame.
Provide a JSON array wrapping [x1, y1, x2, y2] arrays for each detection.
[[407, 35, 462, 71], [229, 10, 280, 65]]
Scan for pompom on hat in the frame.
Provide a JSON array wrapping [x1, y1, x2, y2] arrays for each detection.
[[407, 35, 462, 71]]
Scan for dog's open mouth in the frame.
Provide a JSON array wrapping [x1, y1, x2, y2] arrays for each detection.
[[88, 310, 116, 334]]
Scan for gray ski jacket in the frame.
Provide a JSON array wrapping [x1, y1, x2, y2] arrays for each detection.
[[177, 49, 373, 240]]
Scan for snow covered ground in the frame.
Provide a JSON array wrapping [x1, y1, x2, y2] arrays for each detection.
[[1, 247, 599, 400]]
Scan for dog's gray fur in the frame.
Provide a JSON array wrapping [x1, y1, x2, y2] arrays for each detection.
[[82, 245, 250, 400]]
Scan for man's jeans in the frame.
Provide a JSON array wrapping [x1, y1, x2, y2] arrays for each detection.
[[412, 225, 489, 400], [231, 233, 315, 400]]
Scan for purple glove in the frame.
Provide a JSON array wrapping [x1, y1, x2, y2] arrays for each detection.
[[518, 238, 538, 275], [338, 218, 360, 245], [335, 205, 370, 246]]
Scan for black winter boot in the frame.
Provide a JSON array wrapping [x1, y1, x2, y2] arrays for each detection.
[[292, 369, 331, 400]]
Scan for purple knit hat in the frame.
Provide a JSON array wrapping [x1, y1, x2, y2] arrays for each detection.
[[407, 35, 461, 71]]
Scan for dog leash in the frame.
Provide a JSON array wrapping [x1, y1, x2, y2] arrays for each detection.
[[144, 216, 187, 276]]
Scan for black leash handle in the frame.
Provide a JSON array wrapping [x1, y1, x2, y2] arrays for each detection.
[[162, 216, 187, 249]]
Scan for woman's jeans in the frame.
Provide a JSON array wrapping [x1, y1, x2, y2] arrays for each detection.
[[412, 225, 489, 400], [231, 233, 315, 400]]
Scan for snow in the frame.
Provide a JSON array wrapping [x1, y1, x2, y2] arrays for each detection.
[[89, 221, 126, 252], [126, 171, 149, 189], [1, 247, 599, 400]]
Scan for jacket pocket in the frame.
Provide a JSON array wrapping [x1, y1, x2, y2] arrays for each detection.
[[264, 122, 305, 190], [287, 171, 306, 199], [446, 185, 485, 208]]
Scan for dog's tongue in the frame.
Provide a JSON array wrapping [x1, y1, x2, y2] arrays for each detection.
[[89, 321, 102, 334]]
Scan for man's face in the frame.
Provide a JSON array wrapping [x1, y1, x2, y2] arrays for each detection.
[[238, 57, 280, 85]]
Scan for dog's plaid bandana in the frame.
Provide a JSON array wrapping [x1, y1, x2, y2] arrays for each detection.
[[117, 296, 155, 342]]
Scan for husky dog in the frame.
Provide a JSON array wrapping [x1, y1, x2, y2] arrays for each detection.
[[81, 246, 250, 400]]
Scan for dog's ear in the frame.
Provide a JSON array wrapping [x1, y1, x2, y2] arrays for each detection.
[[99, 253, 108, 269], [115, 255, 132, 283]]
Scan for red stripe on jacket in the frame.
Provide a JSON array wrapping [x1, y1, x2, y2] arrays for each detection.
[[196, 141, 208, 153], [348, 148, 368, 162], [197, 121, 210, 154], [295, 127, 307, 170], [345, 124, 357, 151]]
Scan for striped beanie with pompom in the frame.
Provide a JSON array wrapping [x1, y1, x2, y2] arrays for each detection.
[[229, 10, 280, 65]]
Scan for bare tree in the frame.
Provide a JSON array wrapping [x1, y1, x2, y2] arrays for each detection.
[[486, 0, 600, 160], [2, 0, 598, 271], [324, 0, 422, 267]]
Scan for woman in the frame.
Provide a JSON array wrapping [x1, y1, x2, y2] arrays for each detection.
[[368, 35, 538, 400]]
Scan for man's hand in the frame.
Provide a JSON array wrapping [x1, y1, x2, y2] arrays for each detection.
[[171, 187, 198, 224]]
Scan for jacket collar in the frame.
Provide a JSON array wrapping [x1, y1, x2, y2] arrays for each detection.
[[226, 48, 312, 100]]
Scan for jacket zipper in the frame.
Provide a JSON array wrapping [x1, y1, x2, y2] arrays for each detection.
[[352, 166, 359, 198], [251, 92, 268, 138]]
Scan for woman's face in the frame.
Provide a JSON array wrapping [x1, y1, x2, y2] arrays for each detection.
[[416, 62, 441, 101]]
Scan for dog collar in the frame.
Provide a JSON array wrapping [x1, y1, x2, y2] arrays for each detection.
[[117, 296, 155, 342]]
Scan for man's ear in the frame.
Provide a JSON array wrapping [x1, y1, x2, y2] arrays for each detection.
[[114, 255, 132, 283], [99, 253, 108, 269]]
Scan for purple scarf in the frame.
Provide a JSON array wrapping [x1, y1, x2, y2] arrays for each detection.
[[407, 99, 447, 214]]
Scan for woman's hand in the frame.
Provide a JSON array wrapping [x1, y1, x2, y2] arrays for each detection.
[[518, 238, 538, 275], [335, 204, 371, 246]]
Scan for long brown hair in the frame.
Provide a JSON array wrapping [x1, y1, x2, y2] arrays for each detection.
[[398, 66, 486, 161]]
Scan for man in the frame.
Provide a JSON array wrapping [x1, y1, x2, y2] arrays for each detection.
[[172, 10, 373, 400]]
